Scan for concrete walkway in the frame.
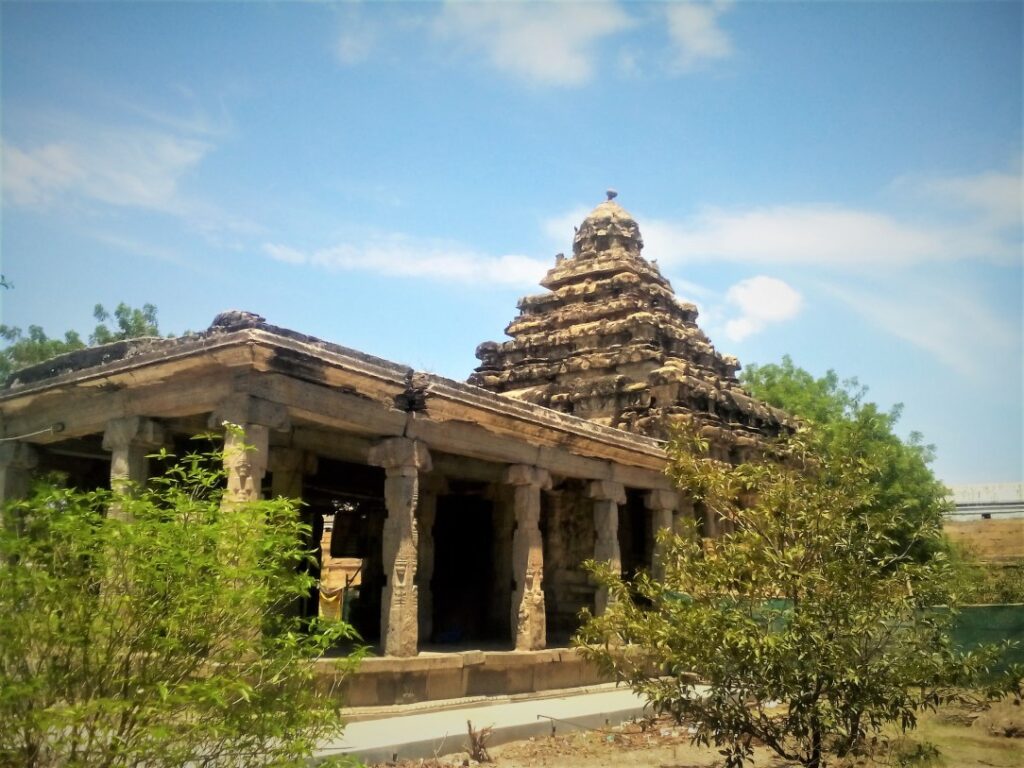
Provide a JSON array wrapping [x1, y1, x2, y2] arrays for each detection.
[[315, 685, 651, 764]]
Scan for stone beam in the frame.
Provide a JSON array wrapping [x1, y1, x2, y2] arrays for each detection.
[[368, 437, 432, 657], [506, 465, 552, 651]]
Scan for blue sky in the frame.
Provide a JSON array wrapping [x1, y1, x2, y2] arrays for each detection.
[[1, 1, 1021, 485]]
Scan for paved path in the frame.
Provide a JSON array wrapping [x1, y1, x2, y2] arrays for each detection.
[[315, 685, 650, 764]]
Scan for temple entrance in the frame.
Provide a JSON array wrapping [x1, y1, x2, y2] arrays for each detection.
[[430, 493, 506, 646], [619, 489, 652, 579]]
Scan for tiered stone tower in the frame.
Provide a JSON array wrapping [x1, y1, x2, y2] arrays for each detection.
[[469, 192, 791, 461]]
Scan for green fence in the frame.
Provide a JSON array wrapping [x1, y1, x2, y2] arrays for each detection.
[[946, 604, 1024, 674]]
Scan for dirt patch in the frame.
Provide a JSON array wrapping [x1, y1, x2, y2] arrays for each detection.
[[363, 715, 786, 768], [362, 702, 1024, 768]]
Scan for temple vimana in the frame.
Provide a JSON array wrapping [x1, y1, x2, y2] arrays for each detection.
[[0, 194, 791, 705]]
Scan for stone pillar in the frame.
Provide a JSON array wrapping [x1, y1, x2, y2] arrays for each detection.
[[416, 476, 445, 644], [102, 417, 165, 519], [506, 465, 552, 651], [210, 395, 289, 505], [645, 489, 679, 581], [587, 480, 626, 615], [676, 495, 697, 538], [222, 423, 269, 504], [0, 442, 38, 529], [701, 502, 719, 540], [269, 448, 315, 500], [368, 437, 431, 657]]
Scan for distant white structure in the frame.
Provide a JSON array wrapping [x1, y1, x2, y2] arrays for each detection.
[[946, 483, 1024, 521]]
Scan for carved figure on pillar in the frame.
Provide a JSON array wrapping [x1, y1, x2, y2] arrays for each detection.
[[587, 480, 626, 615], [368, 437, 431, 657], [506, 464, 551, 651], [210, 395, 287, 506]]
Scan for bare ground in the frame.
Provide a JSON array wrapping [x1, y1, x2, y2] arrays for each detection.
[[366, 698, 1023, 768]]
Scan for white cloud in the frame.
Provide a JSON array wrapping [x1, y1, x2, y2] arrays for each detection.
[[665, 0, 734, 71], [2, 129, 209, 214], [640, 205, 1018, 269], [336, 4, 378, 65], [263, 235, 549, 287], [723, 276, 802, 341], [433, 1, 633, 86], [823, 279, 1020, 381], [909, 168, 1023, 230]]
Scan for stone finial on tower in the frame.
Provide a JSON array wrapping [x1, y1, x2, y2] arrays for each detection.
[[606, 188, 618, 201]]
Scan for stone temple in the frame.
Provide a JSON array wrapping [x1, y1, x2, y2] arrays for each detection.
[[0, 194, 786, 706], [472, 191, 792, 459]]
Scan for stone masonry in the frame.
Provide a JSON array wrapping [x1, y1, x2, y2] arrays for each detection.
[[470, 191, 793, 462]]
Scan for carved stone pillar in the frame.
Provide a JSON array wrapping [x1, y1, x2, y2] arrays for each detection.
[[102, 417, 165, 520], [587, 480, 625, 615], [416, 476, 445, 644], [0, 442, 38, 529], [506, 464, 551, 651], [645, 489, 678, 581], [368, 437, 431, 657], [210, 396, 288, 505]]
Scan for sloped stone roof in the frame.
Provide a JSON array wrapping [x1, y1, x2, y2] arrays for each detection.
[[469, 193, 793, 460]]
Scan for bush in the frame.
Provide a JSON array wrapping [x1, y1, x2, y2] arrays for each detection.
[[576, 424, 1020, 768], [0, 434, 359, 768]]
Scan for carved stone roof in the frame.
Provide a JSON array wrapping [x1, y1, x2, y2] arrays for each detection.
[[469, 195, 793, 460]]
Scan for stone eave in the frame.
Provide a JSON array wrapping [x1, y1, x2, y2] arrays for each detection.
[[0, 325, 673, 485]]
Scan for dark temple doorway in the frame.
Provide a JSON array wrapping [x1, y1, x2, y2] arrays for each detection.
[[430, 493, 505, 646]]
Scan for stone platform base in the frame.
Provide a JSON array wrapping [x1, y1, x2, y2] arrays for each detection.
[[317, 648, 610, 708]]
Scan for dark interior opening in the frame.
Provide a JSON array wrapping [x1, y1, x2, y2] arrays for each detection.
[[431, 493, 504, 645], [38, 436, 112, 491], [619, 489, 652, 579]]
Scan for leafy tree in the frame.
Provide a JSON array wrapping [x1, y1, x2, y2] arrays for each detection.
[[577, 424, 1019, 768], [0, 432, 359, 768], [0, 302, 162, 380], [89, 302, 160, 345], [741, 355, 950, 562]]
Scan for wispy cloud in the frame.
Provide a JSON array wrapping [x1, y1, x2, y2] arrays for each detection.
[[723, 276, 802, 342], [635, 167, 1023, 270], [336, 2, 378, 65], [822, 278, 1020, 382], [263, 235, 549, 287], [432, 1, 633, 87], [2, 127, 209, 215], [901, 167, 1023, 230], [642, 204, 1016, 269], [665, 0, 734, 71]]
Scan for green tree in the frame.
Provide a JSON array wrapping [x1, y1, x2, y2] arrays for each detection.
[[89, 302, 160, 345], [577, 424, 1019, 768], [0, 432, 359, 768], [0, 302, 162, 380], [741, 355, 950, 562]]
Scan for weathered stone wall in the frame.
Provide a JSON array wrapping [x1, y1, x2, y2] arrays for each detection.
[[541, 479, 597, 644]]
